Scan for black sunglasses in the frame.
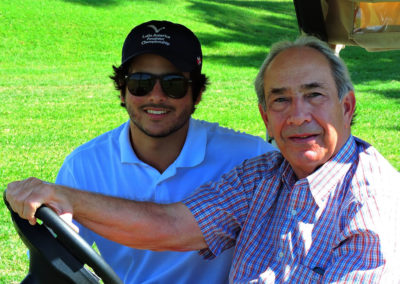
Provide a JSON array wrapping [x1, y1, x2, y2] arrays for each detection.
[[125, 72, 192, 99]]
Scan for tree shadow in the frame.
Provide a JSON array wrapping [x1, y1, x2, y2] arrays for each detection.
[[62, 0, 122, 6], [60, 0, 399, 103], [62, 0, 163, 6], [187, 0, 299, 67], [385, 125, 400, 132], [379, 89, 400, 102], [340, 47, 400, 102], [341, 48, 400, 80], [187, 0, 400, 103]]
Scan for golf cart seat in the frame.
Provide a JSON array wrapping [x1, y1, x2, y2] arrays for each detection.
[[294, 0, 400, 52]]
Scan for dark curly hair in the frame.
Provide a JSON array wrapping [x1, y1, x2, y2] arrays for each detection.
[[110, 59, 208, 110]]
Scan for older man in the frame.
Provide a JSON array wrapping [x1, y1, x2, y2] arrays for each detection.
[[7, 36, 400, 283]]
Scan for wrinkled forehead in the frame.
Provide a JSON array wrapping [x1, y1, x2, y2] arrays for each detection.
[[263, 47, 335, 95]]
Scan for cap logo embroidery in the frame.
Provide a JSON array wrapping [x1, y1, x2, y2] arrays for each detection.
[[147, 25, 165, 33], [141, 25, 170, 46]]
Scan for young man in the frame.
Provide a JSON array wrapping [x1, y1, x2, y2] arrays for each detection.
[[6, 20, 275, 283], [8, 36, 399, 282]]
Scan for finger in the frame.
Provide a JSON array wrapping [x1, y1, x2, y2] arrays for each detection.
[[7, 179, 32, 216], [22, 178, 53, 225], [23, 199, 41, 226], [7, 177, 48, 225]]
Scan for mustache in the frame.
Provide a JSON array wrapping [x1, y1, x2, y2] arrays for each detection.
[[283, 125, 321, 137]]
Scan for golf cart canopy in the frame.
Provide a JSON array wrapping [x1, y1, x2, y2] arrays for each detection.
[[294, 0, 400, 51]]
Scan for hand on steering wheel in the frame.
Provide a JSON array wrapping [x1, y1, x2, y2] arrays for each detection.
[[4, 191, 122, 284]]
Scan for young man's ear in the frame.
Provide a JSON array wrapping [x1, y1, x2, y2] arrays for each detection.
[[341, 91, 356, 129], [120, 90, 126, 104], [194, 88, 203, 106]]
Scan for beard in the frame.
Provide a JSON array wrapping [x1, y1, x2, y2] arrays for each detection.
[[126, 103, 194, 138]]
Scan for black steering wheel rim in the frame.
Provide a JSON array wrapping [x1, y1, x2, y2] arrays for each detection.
[[4, 190, 122, 284]]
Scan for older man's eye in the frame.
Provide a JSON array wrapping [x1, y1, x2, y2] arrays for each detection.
[[308, 92, 322, 98], [269, 97, 289, 111], [274, 97, 288, 103]]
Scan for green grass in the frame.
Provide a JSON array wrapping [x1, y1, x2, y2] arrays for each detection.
[[1, 0, 399, 282]]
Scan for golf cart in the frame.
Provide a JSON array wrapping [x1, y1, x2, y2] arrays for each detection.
[[293, 0, 400, 52]]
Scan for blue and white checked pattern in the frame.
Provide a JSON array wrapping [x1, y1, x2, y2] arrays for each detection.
[[184, 136, 400, 283]]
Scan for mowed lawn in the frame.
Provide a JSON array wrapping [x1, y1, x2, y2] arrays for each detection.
[[1, 0, 399, 282]]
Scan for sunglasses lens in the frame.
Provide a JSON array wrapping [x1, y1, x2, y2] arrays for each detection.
[[126, 73, 154, 96], [161, 75, 189, 98], [126, 73, 190, 98]]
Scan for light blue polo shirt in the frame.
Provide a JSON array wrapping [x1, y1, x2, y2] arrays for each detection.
[[56, 118, 276, 284]]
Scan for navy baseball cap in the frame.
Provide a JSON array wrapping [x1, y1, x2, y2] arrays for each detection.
[[121, 20, 203, 72]]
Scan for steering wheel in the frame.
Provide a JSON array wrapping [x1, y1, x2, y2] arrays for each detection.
[[3, 190, 122, 284]]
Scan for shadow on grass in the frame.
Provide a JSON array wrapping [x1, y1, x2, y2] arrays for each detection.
[[63, 0, 119, 6], [341, 47, 400, 102], [189, 0, 400, 104], [377, 89, 400, 103], [61, 0, 400, 103], [385, 125, 400, 132], [187, 0, 299, 67], [62, 0, 162, 6]]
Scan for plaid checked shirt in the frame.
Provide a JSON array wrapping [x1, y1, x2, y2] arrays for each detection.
[[184, 136, 400, 283]]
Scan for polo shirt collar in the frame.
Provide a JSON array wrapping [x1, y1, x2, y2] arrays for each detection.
[[120, 121, 138, 164], [175, 118, 207, 168]]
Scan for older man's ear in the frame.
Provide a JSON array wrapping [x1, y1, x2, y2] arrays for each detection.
[[258, 103, 273, 138], [341, 90, 356, 129]]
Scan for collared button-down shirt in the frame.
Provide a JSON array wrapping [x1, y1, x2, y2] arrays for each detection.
[[184, 135, 400, 283]]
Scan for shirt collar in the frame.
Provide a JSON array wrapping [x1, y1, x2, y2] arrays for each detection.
[[306, 135, 357, 208], [120, 120, 139, 164], [174, 118, 207, 168], [119, 119, 207, 169], [281, 159, 297, 188]]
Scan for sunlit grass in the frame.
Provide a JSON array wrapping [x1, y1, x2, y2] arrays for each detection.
[[1, 0, 399, 282]]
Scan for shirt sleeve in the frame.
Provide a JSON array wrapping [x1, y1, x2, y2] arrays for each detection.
[[183, 160, 262, 259], [322, 197, 385, 282], [55, 161, 95, 246]]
